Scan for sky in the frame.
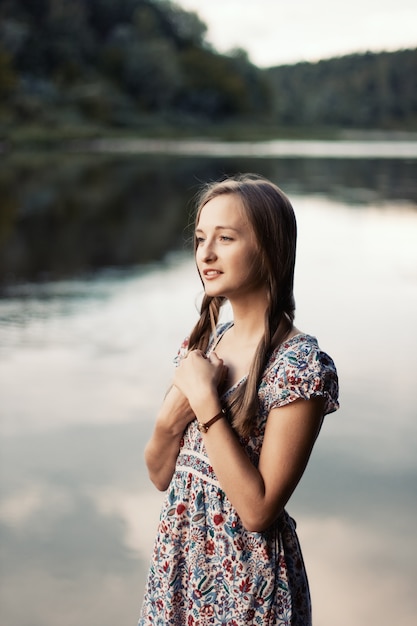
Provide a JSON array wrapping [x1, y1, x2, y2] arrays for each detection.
[[177, 0, 417, 67]]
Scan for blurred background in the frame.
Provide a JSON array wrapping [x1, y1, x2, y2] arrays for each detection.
[[0, 2, 416, 625]]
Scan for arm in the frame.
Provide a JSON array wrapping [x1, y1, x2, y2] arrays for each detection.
[[174, 350, 324, 532], [144, 385, 195, 491], [198, 395, 324, 531]]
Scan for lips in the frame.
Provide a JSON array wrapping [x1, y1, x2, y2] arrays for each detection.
[[203, 269, 222, 279]]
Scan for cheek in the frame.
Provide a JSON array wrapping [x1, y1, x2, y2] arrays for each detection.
[[195, 253, 203, 275], [195, 246, 203, 264]]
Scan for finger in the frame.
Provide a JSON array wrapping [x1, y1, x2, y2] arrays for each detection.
[[192, 349, 207, 359], [209, 352, 222, 364]]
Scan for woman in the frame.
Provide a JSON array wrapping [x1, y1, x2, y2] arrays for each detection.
[[139, 174, 339, 625]]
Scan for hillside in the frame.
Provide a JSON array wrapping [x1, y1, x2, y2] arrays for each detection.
[[0, 0, 416, 142], [0, 0, 272, 141], [267, 49, 417, 130]]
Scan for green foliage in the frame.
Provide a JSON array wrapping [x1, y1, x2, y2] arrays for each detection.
[[0, 0, 270, 133], [267, 50, 417, 129], [0, 46, 16, 96], [176, 46, 272, 118], [178, 47, 245, 117], [0, 0, 415, 136]]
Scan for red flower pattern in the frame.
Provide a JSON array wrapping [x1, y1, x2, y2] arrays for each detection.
[[139, 326, 339, 626]]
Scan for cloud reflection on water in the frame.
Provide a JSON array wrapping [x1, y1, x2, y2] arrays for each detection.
[[0, 195, 416, 626]]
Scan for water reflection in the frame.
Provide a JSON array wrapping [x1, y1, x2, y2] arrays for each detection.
[[299, 516, 416, 626], [88, 137, 417, 159], [1, 150, 416, 286], [0, 151, 417, 626]]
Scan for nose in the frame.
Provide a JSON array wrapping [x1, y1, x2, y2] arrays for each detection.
[[198, 238, 217, 263]]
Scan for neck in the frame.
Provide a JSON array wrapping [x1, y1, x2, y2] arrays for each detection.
[[228, 289, 269, 344]]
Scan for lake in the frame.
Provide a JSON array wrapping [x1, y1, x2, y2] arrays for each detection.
[[0, 141, 416, 626]]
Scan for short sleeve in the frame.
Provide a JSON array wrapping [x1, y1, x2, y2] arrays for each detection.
[[173, 336, 190, 367], [260, 336, 339, 415]]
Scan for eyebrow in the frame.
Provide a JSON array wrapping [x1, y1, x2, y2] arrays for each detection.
[[195, 225, 241, 234]]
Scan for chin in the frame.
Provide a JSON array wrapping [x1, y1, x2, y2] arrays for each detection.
[[204, 286, 226, 298]]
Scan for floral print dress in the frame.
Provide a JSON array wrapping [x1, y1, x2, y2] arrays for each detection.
[[139, 324, 339, 626]]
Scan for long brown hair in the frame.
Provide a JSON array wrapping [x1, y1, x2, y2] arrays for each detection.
[[188, 173, 297, 437]]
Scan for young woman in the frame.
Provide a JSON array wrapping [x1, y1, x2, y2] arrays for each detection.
[[139, 174, 339, 625]]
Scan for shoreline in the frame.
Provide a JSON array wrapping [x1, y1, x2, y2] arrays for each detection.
[[2, 126, 417, 154]]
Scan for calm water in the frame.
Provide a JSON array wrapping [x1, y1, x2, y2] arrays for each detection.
[[0, 144, 417, 626]]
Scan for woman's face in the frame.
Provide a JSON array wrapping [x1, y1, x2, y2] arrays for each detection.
[[195, 193, 265, 302]]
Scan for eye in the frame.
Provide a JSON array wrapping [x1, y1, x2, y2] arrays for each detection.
[[195, 236, 205, 245], [219, 235, 233, 242]]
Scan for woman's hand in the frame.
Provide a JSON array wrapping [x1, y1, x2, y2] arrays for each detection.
[[144, 352, 227, 491], [144, 385, 195, 491], [161, 384, 195, 434], [173, 350, 228, 411]]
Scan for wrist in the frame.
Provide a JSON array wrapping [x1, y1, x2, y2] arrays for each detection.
[[197, 408, 226, 433], [192, 394, 222, 425]]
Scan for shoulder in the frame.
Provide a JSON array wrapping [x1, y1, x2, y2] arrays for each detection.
[[173, 335, 190, 365], [269, 333, 336, 373], [259, 333, 339, 415]]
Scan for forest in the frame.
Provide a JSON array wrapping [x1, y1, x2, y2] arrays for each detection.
[[267, 50, 417, 130], [0, 0, 416, 143]]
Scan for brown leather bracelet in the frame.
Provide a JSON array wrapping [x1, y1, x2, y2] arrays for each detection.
[[197, 408, 226, 433]]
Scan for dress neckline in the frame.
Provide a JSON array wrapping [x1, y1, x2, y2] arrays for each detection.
[[208, 321, 315, 397]]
